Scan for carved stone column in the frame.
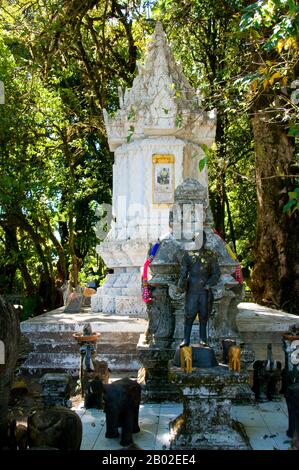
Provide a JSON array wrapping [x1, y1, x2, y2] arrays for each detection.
[[137, 335, 179, 402], [137, 238, 182, 402], [168, 284, 185, 347]]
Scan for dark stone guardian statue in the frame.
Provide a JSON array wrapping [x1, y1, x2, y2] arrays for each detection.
[[178, 232, 220, 347]]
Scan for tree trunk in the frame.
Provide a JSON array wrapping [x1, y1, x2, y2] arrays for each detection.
[[3, 224, 35, 296], [224, 191, 237, 253], [250, 112, 299, 312], [0, 296, 20, 449], [2, 228, 17, 293], [47, 230, 67, 282], [210, 188, 225, 237], [210, 118, 226, 238], [68, 208, 79, 288]]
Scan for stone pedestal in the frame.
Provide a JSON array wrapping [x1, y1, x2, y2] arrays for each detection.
[[173, 344, 218, 368], [40, 373, 71, 407], [169, 366, 251, 450], [137, 335, 179, 402], [91, 261, 147, 317]]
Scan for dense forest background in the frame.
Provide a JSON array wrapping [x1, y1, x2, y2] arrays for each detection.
[[0, 0, 298, 317]]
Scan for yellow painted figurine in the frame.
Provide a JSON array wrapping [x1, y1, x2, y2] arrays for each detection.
[[180, 346, 193, 373], [228, 345, 241, 372]]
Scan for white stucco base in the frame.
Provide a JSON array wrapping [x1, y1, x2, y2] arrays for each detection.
[[91, 268, 147, 317]]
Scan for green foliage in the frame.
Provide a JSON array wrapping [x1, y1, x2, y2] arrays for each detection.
[[238, 0, 299, 130], [0, 0, 296, 311], [240, 0, 299, 51], [283, 188, 299, 213], [198, 144, 210, 171], [0, 0, 138, 310], [288, 123, 299, 136], [78, 253, 105, 287], [151, 0, 257, 267], [175, 114, 182, 128], [199, 157, 208, 172], [22, 295, 42, 320], [127, 125, 135, 142], [127, 107, 136, 120]]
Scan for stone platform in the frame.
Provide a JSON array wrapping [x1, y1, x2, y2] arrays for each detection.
[[20, 307, 147, 375], [20, 302, 299, 377], [237, 302, 299, 363]]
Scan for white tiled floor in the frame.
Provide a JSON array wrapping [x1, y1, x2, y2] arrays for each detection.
[[231, 400, 290, 450], [74, 398, 291, 451]]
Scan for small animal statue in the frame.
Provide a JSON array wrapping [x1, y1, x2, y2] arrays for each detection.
[[80, 343, 96, 376], [5, 419, 27, 450], [180, 346, 192, 373], [103, 378, 141, 447], [27, 408, 82, 450], [222, 339, 236, 364], [82, 360, 109, 397], [83, 322, 92, 336], [228, 345, 241, 372], [252, 343, 282, 401], [84, 378, 103, 409], [60, 280, 72, 306]]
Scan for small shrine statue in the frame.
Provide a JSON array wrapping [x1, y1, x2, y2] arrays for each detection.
[[178, 230, 220, 347], [79, 323, 95, 373], [83, 323, 92, 336], [252, 343, 282, 401]]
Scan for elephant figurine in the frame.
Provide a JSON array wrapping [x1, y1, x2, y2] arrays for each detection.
[[27, 407, 82, 450], [103, 378, 141, 447]]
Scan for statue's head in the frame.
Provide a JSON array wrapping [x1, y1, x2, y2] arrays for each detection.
[[184, 229, 207, 251]]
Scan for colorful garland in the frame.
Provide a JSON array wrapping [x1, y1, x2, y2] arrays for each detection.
[[141, 242, 159, 303], [212, 227, 243, 284]]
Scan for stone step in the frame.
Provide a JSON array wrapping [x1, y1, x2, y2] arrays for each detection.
[[20, 352, 79, 374], [27, 341, 138, 354], [20, 309, 147, 375], [20, 309, 146, 332], [19, 303, 299, 377], [21, 352, 141, 375], [23, 331, 141, 353]]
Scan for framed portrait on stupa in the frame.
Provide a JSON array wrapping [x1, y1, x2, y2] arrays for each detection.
[[152, 154, 175, 204]]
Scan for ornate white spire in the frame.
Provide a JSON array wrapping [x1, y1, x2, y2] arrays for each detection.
[[103, 22, 216, 151]]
